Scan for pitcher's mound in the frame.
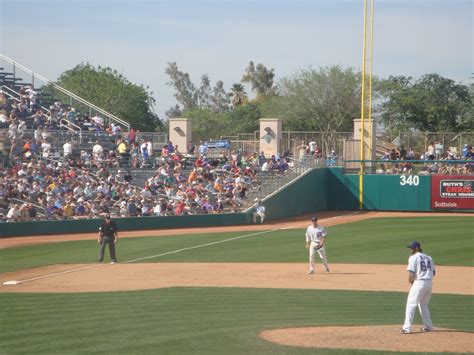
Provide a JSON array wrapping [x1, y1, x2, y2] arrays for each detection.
[[260, 325, 473, 353]]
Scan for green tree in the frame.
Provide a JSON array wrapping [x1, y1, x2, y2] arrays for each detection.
[[53, 63, 162, 131], [165, 62, 198, 113], [197, 74, 212, 109], [379, 74, 473, 132], [182, 108, 228, 142], [210, 80, 230, 113], [241, 61, 275, 96], [263, 65, 360, 153], [227, 103, 262, 135], [229, 83, 247, 108]]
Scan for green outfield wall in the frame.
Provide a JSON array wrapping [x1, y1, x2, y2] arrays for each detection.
[[0, 212, 251, 238], [263, 168, 328, 220], [327, 168, 432, 211]]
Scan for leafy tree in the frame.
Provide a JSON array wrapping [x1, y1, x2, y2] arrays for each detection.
[[379, 74, 473, 132], [165, 104, 182, 119], [210, 80, 230, 113], [229, 83, 247, 108], [197, 74, 212, 109], [242, 61, 275, 96], [182, 108, 228, 142], [263, 65, 360, 153], [53, 63, 162, 131], [165, 62, 197, 113], [227, 103, 262, 135]]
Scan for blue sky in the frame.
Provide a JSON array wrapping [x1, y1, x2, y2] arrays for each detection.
[[0, 0, 472, 118]]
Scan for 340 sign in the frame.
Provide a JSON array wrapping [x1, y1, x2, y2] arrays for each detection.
[[400, 175, 420, 186]]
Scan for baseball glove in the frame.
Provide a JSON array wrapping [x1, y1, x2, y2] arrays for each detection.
[[313, 243, 323, 251]]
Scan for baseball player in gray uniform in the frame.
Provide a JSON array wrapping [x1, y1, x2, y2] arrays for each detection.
[[305, 216, 330, 274], [400, 241, 435, 334]]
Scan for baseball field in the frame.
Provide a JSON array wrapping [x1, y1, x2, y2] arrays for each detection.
[[0, 211, 473, 354]]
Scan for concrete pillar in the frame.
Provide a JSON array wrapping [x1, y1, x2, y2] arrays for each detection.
[[259, 118, 282, 157], [169, 118, 191, 154], [353, 118, 376, 161]]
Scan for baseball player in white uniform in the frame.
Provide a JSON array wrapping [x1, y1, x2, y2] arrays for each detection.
[[305, 216, 330, 274], [401, 241, 435, 334], [253, 199, 266, 224]]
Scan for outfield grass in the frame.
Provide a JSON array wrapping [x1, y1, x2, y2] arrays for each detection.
[[0, 287, 472, 355], [0, 217, 472, 273], [0, 217, 473, 354]]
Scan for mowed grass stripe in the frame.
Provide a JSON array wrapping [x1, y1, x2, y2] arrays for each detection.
[[0, 288, 472, 354], [1, 217, 472, 274]]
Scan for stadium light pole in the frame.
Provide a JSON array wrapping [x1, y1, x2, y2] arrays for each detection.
[[359, 0, 375, 210]]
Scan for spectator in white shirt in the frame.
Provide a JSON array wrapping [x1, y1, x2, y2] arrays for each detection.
[[92, 142, 103, 159], [63, 141, 73, 157], [41, 140, 52, 157]]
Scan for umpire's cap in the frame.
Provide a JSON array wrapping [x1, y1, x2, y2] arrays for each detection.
[[104, 214, 111, 220], [407, 241, 421, 249]]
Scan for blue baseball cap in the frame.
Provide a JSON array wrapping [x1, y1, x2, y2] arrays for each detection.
[[407, 241, 421, 249], [311, 216, 318, 221]]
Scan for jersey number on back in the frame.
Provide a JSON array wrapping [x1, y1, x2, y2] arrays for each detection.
[[420, 260, 432, 272]]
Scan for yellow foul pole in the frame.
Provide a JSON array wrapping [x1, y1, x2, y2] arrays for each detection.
[[359, 0, 375, 210], [368, 0, 375, 165], [359, 0, 368, 210]]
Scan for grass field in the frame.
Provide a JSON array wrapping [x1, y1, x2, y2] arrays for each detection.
[[0, 216, 473, 354]]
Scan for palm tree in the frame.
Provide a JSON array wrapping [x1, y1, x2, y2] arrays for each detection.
[[229, 83, 247, 108]]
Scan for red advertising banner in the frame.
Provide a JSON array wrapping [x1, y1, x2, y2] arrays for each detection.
[[431, 175, 474, 210]]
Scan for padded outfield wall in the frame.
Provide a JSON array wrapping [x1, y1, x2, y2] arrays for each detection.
[[327, 168, 432, 211]]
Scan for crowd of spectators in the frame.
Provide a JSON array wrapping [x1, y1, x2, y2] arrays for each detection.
[[377, 143, 473, 175], [0, 137, 278, 222]]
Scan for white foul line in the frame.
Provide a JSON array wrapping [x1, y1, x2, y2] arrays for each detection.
[[3, 212, 359, 286]]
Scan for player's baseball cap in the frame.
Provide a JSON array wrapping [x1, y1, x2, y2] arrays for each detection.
[[311, 216, 318, 221], [407, 241, 421, 249]]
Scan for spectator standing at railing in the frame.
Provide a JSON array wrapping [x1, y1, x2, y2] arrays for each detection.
[[198, 141, 208, 156], [296, 141, 308, 160], [400, 146, 407, 159], [435, 141, 443, 159], [427, 142, 435, 160], [63, 141, 73, 158], [309, 140, 317, 156]]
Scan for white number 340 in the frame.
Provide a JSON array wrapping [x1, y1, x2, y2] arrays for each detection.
[[400, 175, 419, 186]]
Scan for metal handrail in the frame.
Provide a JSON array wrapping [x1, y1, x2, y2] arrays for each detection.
[[0, 53, 130, 130], [10, 197, 47, 216], [59, 118, 82, 135], [1, 85, 52, 116]]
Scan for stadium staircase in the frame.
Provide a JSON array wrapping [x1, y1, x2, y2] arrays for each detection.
[[0, 54, 130, 138]]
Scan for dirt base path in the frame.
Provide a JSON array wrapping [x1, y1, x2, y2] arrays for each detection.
[[1, 211, 472, 250], [260, 325, 473, 353], [1, 263, 472, 294]]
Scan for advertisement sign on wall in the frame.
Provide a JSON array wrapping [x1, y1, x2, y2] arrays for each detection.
[[431, 175, 474, 210]]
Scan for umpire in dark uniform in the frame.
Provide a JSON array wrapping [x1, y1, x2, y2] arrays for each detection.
[[98, 214, 118, 263]]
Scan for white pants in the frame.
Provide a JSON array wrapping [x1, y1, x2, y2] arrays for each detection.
[[309, 242, 329, 272], [403, 280, 433, 331], [253, 212, 265, 223]]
